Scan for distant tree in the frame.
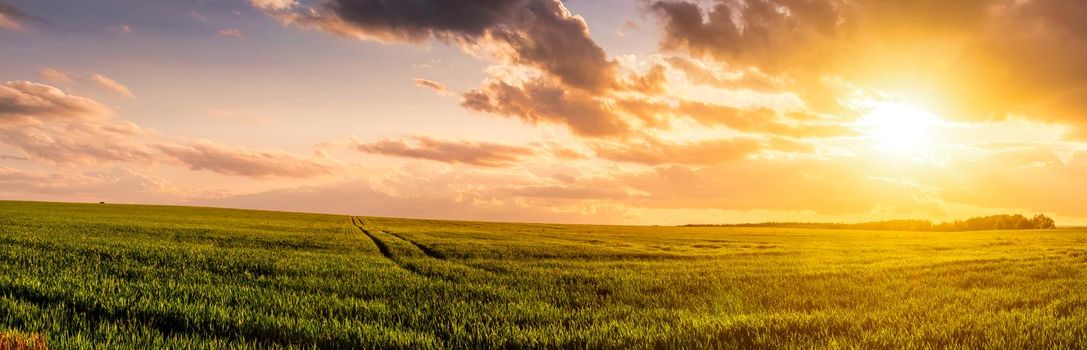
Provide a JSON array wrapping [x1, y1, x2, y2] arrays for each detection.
[[689, 213, 1057, 232], [1015, 217, 1034, 230], [1031, 214, 1056, 229]]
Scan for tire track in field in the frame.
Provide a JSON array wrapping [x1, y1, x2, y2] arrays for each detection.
[[351, 216, 488, 279], [385, 231, 447, 260], [350, 216, 445, 279], [350, 216, 395, 260]]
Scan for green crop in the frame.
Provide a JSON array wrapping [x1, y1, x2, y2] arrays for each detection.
[[0, 200, 1085, 349]]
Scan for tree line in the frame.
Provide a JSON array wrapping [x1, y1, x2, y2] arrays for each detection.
[[685, 214, 1057, 232]]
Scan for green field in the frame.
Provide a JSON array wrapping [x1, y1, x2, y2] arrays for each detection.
[[1, 200, 1086, 348]]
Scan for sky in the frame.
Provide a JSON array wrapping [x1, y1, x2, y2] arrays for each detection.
[[2, 0, 1086, 225]]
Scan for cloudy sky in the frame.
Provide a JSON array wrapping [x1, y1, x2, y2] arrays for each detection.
[[2, 0, 1086, 225]]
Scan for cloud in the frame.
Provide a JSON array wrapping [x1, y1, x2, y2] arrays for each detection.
[[0, 2, 44, 31], [198, 170, 629, 224], [0, 81, 112, 124], [590, 137, 766, 166], [38, 68, 75, 85], [413, 78, 449, 95], [664, 56, 782, 92], [156, 141, 334, 178], [218, 28, 246, 39], [250, 0, 297, 11], [677, 101, 854, 138], [927, 146, 1087, 217], [648, 0, 1087, 137], [89, 73, 135, 98], [255, 0, 617, 92], [2, 80, 341, 176], [462, 79, 629, 137], [505, 184, 631, 200], [0, 81, 158, 164], [650, 0, 846, 73], [605, 159, 943, 216], [352, 135, 535, 167], [0, 121, 156, 164], [0, 166, 197, 203], [532, 140, 590, 160]]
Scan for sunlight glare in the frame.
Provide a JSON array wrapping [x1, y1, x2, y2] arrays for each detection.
[[858, 102, 941, 154]]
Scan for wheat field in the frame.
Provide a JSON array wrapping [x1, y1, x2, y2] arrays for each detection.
[[1, 200, 1085, 348]]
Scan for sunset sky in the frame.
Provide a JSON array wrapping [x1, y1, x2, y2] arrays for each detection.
[[2, 0, 1086, 225]]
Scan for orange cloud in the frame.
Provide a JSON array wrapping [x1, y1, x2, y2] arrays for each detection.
[[678, 101, 855, 138], [0, 166, 191, 201], [38, 68, 75, 85], [0, 81, 111, 123], [0, 121, 156, 165], [157, 141, 334, 178], [2, 80, 342, 179], [198, 171, 630, 224], [89, 73, 135, 99], [612, 161, 941, 216], [591, 137, 765, 166], [930, 146, 1087, 217], [664, 56, 782, 92], [218, 28, 247, 40], [413, 78, 449, 95], [0, 81, 156, 164], [650, 0, 1087, 137], [353, 135, 535, 167]]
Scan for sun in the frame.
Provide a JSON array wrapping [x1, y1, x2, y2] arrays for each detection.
[[858, 102, 941, 154]]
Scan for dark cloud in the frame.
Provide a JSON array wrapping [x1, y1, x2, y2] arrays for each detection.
[[461, 79, 630, 137], [460, 76, 851, 139], [260, 0, 617, 92], [0, 2, 46, 31], [649, 0, 1087, 136], [156, 141, 334, 178], [960, 0, 1087, 131], [353, 135, 535, 167], [650, 0, 846, 72], [325, 0, 525, 41]]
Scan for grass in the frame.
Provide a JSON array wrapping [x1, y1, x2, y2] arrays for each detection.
[[0, 200, 1086, 348]]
